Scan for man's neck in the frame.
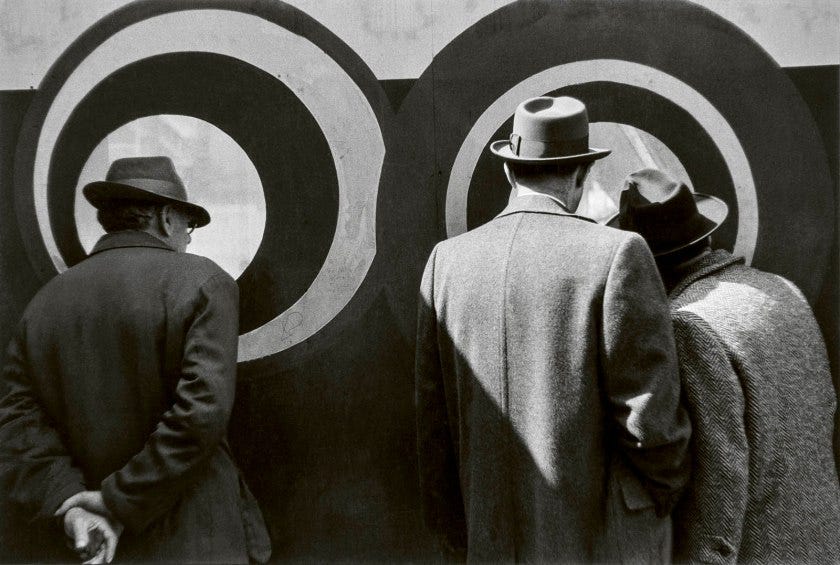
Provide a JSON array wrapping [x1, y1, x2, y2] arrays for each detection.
[[141, 228, 176, 250], [514, 186, 573, 211], [658, 246, 712, 293]]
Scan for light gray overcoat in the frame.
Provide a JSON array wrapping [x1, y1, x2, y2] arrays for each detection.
[[415, 195, 692, 563], [670, 250, 840, 563]]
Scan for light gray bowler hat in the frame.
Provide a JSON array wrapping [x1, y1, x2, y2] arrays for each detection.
[[83, 156, 210, 227], [490, 96, 611, 163]]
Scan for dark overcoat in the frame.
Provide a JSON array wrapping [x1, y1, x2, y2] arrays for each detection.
[[670, 250, 840, 563], [415, 195, 692, 563], [0, 230, 270, 563]]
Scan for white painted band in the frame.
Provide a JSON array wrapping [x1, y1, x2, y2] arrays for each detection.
[[32, 9, 383, 361], [446, 59, 757, 264]]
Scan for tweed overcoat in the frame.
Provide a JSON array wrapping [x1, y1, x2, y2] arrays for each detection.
[[670, 250, 840, 563], [415, 195, 692, 563], [0, 230, 271, 563]]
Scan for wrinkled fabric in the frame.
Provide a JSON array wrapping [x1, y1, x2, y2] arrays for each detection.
[[416, 195, 691, 563], [0, 230, 270, 563]]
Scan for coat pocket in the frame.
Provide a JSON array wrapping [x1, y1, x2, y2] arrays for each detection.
[[601, 459, 672, 564], [689, 535, 737, 564], [237, 473, 272, 564], [616, 465, 656, 511]]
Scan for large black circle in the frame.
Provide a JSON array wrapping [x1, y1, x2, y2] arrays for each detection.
[[14, 0, 389, 341], [467, 82, 738, 249], [391, 0, 834, 301], [47, 52, 338, 334]]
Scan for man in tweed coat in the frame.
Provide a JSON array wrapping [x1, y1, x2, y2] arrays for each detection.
[[610, 168, 840, 563], [415, 97, 691, 562]]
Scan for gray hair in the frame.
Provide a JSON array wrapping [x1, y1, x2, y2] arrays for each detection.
[[96, 200, 161, 233]]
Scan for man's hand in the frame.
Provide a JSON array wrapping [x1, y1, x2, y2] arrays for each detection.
[[62, 507, 122, 563], [56, 491, 111, 519]]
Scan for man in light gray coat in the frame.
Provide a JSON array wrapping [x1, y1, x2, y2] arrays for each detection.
[[610, 168, 840, 563], [415, 97, 691, 562]]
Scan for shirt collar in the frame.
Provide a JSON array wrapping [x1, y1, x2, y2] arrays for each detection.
[[514, 187, 572, 211], [90, 230, 176, 256], [496, 193, 596, 224]]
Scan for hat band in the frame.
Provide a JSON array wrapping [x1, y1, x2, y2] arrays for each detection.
[[632, 214, 717, 255], [509, 133, 589, 159], [109, 177, 189, 201]]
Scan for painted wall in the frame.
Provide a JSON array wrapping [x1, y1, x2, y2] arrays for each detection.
[[0, 0, 837, 560]]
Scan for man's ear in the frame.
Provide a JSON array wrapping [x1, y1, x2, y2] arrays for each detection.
[[503, 162, 516, 188], [575, 162, 592, 188], [158, 205, 175, 237]]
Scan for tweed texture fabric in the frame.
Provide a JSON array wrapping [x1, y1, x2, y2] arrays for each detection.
[[670, 250, 840, 564], [416, 195, 691, 563]]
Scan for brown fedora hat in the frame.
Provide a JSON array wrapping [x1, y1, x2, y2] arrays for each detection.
[[490, 96, 611, 163], [83, 156, 210, 228], [606, 168, 728, 257]]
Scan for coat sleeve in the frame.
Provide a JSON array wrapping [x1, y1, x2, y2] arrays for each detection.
[[415, 245, 467, 560], [101, 272, 240, 533], [672, 311, 748, 563], [600, 233, 691, 515], [0, 323, 86, 523]]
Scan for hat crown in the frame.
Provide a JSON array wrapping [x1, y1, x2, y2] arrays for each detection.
[[489, 95, 610, 163], [622, 168, 697, 223], [105, 156, 189, 201], [613, 168, 728, 256], [83, 156, 211, 228], [512, 96, 589, 142]]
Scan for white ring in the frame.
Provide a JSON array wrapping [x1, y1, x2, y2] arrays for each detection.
[[446, 59, 757, 263], [74, 115, 267, 280], [33, 9, 383, 361]]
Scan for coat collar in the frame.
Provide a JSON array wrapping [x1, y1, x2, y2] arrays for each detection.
[[90, 230, 176, 256], [668, 249, 744, 298], [496, 194, 597, 224]]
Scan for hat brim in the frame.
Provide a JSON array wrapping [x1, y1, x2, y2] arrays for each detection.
[[489, 139, 611, 163], [605, 192, 729, 256], [83, 181, 210, 228]]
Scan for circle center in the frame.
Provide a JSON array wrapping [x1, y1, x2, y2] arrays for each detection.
[[75, 115, 266, 279]]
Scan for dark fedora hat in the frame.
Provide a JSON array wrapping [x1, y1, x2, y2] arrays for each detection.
[[83, 156, 210, 228], [606, 168, 728, 257], [490, 96, 611, 163]]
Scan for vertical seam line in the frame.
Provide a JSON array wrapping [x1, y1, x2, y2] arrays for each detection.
[[499, 213, 524, 561]]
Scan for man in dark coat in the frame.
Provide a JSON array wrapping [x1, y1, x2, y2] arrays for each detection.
[[610, 168, 840, 563], [0, 157, 271, 563], [415, 97, 691, 562]]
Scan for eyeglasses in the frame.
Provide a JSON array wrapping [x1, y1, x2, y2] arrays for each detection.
[[186, 222, 197, 235]]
